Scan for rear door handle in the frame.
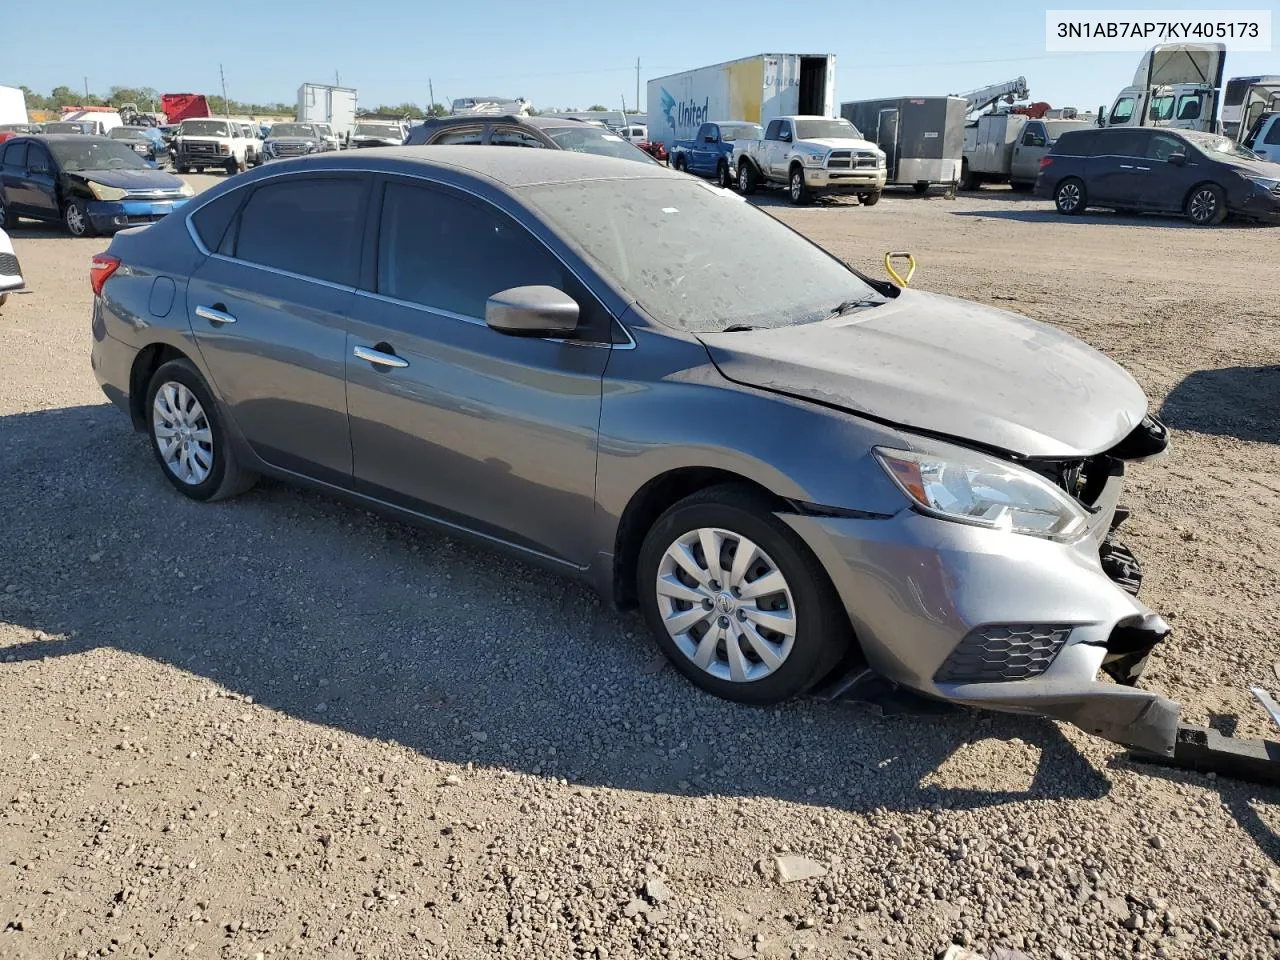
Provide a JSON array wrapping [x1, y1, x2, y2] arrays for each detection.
[[1119, 164, 1134, 169], [1136, 166, 1151, 171], [353, 345, 409, 369], [195, 304, 236, 324]]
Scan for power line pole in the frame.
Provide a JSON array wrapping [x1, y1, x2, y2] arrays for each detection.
[[335, 70, 340, 87], [219, 63, 230, 116], [635, 58, 641, 116], [428, 79, 435, 114], [84, 77, 89, 101]]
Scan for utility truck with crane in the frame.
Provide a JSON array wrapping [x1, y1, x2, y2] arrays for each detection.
[[958, 78, 1091, 190]]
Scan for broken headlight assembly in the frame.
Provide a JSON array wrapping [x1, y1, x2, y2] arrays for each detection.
[[874, 446, 1089, 541]]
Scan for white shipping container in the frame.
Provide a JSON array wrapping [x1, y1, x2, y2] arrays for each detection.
[[0, 85, 27, 126], [646, 53, 836, 147], [297, 83, 357, 139]]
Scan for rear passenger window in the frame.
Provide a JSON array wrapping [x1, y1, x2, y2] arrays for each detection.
[[489, 128, 545, 148], [189, 189, 244, 252], [1267, 122, 1280, 146], [433, 127, 484, 145], [232, 177, 366, 286], [1147, 134, 1183, 162]]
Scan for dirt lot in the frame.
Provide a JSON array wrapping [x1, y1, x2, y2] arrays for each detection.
[[2, 179, 1279, 960]]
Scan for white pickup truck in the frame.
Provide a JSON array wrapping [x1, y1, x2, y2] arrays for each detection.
[[1244, 112, 1280, 163], [173, 118, 251, 175], [733, 116, 887, 205]]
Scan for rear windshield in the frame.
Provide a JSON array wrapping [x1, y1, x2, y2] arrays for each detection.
[[355, 123, 401, 137], [109, 128, 149, 140], [544, 126, 657, 163], [44, 122, 90, 134], [719, 123, 764, 142]]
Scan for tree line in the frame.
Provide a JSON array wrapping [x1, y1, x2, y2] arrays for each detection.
[[17, 85, 621, 119]]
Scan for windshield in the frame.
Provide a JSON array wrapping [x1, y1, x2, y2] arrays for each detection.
[[355, 123, 400, 137], [545, 126, 656, 163], [793, 118, 862, 140], [720, 123, 763, 142], [48, 138, 150, 172], [269, 124, 316, 139], [1183, 132, 1263, 161], [181, 120, 233, 137], [521, 178, 879, 333], [44, 123, 88, 134], [0, 124, 38, 133], [109, 128, 149, 140]]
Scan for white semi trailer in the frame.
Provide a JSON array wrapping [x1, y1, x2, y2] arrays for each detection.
[[298, 83, 357, 140], [646, 53, 836, 149]]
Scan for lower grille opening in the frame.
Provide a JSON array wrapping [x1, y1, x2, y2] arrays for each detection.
[[934, 624, 1072, 683]]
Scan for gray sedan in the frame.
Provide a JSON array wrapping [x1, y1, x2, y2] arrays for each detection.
[[89, 147, 1177, 755]]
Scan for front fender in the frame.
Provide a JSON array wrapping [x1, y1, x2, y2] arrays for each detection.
[[593, 323, 911, 551]]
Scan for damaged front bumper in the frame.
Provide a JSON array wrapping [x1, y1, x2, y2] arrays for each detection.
[[785, 417, 1182, 755]]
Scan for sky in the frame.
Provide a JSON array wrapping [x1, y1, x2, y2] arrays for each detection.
[[3, 0, 1274, 115]]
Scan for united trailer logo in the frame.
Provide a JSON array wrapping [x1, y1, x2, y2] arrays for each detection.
[[659, 88, 710, 134]]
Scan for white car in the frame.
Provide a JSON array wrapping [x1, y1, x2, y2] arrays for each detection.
[[315, 122, 341, 151], [0, 227, 24, 309], [238, 123, 265, 166]]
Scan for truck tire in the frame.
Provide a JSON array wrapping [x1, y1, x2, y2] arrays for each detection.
[[672, 154, 687, 172], [960, 160, 980, 191], [716, 161, 732, 190], [788, 165, 809, 205], [178, 166, 192, 175], [737, 160, 757, 195], [912, 181, 929, 194], [859, 191, 882, 207]]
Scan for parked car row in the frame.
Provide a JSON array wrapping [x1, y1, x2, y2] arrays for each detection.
[[1037, 125, 1280, 225]]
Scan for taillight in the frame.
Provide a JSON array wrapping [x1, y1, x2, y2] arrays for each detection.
[[1039, 157, 1054, 170], [90, 254, 121, 297]]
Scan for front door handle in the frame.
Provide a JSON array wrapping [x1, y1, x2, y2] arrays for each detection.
[[195, 304, 237, 324], [353, 345, 409, 369], [1136, 166, 1151, 171], [1119, 164, 1134, 169]]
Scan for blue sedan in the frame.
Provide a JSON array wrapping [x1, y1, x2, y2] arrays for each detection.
[[0, 135, 193, 237]]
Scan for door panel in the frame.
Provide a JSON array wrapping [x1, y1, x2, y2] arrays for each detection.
[[22, 146, 59, 220], [1089, 130, 1150, 204], [876, 109, 899, 180], [1140, 133, 1198, 211], [1010, 123, 1047, 181], [345, 178, 609, 565], [185, 174, 369, 483]]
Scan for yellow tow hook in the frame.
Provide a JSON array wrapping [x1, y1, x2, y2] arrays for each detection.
[[884, 251, 917, 288]]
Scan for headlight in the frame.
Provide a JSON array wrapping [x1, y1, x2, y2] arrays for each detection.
[[804, 153, 826, 167], [86, 181, 127, 201], [1243, 174, 1280, 192], [876, 151, 887, 167], [178, 182, 195, 197], [305, 142, 316, 153], [874, 446, 1089, 541]]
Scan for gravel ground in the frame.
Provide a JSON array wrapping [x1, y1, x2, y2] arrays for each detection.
[[1, 177, 1279, 960]]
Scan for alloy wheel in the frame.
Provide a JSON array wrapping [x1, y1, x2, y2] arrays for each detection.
[[1189, 188, 1217, 223], [152, 381, 214, 485], [790, 172, 802, 201], [1057, 183, 1080, 212], [655, 527, 797, 683], [65, 203, 87, 236]]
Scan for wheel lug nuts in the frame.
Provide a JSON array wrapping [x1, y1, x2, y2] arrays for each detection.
[[718, 616, 730, 628], [737, 610, 747, 621], [702, 599, 713, 610], [709, 581, 720, 591]]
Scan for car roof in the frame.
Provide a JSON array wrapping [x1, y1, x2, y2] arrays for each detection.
[[20, 134, 110, 141], [424, 114, 591, 130], [249, 145, 681, 188]]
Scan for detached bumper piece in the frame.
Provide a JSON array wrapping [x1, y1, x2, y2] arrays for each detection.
[[1133, 725, 1280, 787]]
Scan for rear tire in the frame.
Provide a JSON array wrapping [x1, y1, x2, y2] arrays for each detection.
[[1054, 177, 1087, 215], [859, 191, 882, 207], [1009, 181, 1034, 193], [737, 160, 757, 195], [1185, 183, 1227, 225], [146, 359, 258, 503], [716, 161, 732, 189], [788, 165, 809, 205], [672, 154, 687, 172], [960, 160, 980, 191], [637, 484, 847, 705], [912, 181, 929, 194]]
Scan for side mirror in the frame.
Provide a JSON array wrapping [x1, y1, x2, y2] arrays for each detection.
[[485, 285, 580, 337], [1168, 151, 1188, 166], [1096, 106, 1106, 127]]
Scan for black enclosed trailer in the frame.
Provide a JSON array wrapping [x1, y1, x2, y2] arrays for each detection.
[[840, 96, 967, 193]]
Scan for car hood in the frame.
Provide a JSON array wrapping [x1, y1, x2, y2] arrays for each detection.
[[1222, 156, 1280, 178], [697, 289, 1148, 458], [801, 137, 878, 151], [66, 168, 185, 190], [267, 137, 318, 144]]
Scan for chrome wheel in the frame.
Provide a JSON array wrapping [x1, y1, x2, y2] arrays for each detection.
[[655, 527, 797, 683], [64, 203, 87, 236], [1189, 188, 1217, 223], [790, 172, 803, 201], [152, 381, 214, 485], [1056, 182, 1081, 212]]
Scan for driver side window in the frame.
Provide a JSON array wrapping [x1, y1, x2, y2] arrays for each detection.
[[1110, 98, 1135, 124], [1021, 125, 1046, 147], [1146, 134, 1183, 162], [27, 146, 51, 174]]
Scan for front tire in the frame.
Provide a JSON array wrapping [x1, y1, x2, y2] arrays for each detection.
[[716, 161, 732, 189], [859, 191, 882, 207], [1185, 183, 1227, 226], [1054, 177, 1087, 215], [788, 166, 809, 205], [146, 359, 258, 502], [63, 200, 95, 237], [0, 195, 13, 230], [960, 160, 979, 191], [737, 160, 757, 195], [672, 154, 687, 172], [637, 485, 847, 704], [912, 181, 929, 194]]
